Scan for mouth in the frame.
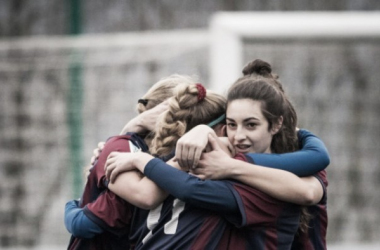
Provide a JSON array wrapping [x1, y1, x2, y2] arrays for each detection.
[[234, 144, 251, 153]]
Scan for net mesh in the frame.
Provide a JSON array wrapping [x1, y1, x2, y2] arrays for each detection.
[[0, 31, 209, 247]]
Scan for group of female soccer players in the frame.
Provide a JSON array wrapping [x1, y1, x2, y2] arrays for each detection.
[[65, 59, 329, 250]]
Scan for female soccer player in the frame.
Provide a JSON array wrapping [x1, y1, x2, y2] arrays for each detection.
[[173, 59, 328, 249], [64, 75, 227, 250]]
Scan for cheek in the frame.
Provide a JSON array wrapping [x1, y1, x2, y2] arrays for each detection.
[[249, 130, 270, 145], [226, 129, 234, 141], [256, 132, 273, 148]]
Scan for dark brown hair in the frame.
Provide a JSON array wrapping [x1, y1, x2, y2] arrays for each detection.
[[230, 59, 311, 232], [228, 59, 298, 153]]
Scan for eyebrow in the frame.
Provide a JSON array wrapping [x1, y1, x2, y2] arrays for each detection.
[[226, 117, 260, 122]]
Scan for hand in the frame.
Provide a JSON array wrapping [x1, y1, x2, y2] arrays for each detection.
[[90, 142, 105, 165], [120, 100, 169, 134], [192, 134, 233, 180], [104, 152, 137, 183], [209, 137, 235, 156], [174, 125, 215, 170]]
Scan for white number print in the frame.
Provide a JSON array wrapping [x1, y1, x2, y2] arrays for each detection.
[[142, 199, 185, 244]]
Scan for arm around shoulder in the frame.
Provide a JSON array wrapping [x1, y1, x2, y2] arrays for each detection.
[[246, 129, 330, 176], [108, 170, 168, 210], [64, 200, 103, 238]]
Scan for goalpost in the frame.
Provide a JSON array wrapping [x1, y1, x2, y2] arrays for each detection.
[[209, 12, 380, 93]]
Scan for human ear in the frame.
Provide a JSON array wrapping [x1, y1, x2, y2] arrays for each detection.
[[271, 116, 283, 135], [213, 124, 226, 137]]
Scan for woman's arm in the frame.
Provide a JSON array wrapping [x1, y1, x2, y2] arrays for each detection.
[[65, 134, 154, 238], [105, 151, 171, 210], [107, 169, 168, 210], [105, 152, 239, 214], [64, 200, 103, 238], [196, 158, 324, 205], [193, 134, 325, 205], [246, 129, 330, 176], [119, 101, 169, 135], [174, 125, 218, 170], [175, 127, 329, 177]]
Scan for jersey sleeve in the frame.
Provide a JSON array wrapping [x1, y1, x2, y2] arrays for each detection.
[[143, 158, 242, 224], [78, 134, 146, 236], [64, 200, 104, 238], [245, 129, 330, 176], [227, 181, 300, 229], [84, 191, 134, 237], [312, 170, 328, 204]]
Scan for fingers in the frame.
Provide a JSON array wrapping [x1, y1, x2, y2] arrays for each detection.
[[179, 143, 200, 170], [192, 147, 203, 169], [105, 163, 113, 181], [90, 156, 96, 165], [174, 143, 183, 168], [98, 141, 105, 150], [208, 134, 221, 151], [175, 127, 211, 169], [191, 167, 206, 180], [178, 143, 205, 170], [90, 141, 106, 165], [91, 148, 100, 165], [105, 161, 116, 181], [175, 142, 189, 170], [105, 160, 119, 183], [104, 152, 119, 181], [181, 144, 191, 170], [104, 152, 117, 171], [109, 166, 121, 183], [186, 146, 195, 171]]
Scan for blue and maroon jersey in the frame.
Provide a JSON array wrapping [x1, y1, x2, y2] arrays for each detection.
[[245, 129, 329, 250], [68, 133, 148, 250], [130, 196, 228, 250], [137, 153, 301, 250], [291, 170, 328, 250]]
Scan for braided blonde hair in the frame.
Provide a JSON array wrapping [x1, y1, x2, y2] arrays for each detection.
[[136, 74, 195, 114], [150, 83, 226, 157]]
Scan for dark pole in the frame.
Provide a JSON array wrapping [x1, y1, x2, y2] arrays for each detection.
[[68, 0, 84, 198]]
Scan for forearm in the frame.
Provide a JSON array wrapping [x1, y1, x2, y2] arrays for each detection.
[[64, 200, 103, 238], [108, 170, 167, 210], [226, 158, 323, 205], [120, 116, 145, 135], [144, 158, 239, 213], [247, 129, 330, 176]]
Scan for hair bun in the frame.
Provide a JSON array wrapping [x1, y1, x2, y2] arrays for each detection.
[[242, 59, 272, 77]]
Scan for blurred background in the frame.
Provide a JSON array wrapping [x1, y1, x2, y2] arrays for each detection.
[[0, 1, 380, 249]]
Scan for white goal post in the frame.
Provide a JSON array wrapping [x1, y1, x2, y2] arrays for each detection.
[[209, 12, 380, 93]]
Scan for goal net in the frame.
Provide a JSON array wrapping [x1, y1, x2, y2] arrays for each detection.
[[0, 30, 209, 247], [210, 12, 380, 244]]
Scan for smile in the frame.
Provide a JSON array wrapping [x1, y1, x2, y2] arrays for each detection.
[[235, 144, 251, 152]]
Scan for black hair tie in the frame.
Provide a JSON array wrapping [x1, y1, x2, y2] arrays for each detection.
[[138, 99, 148, 106]]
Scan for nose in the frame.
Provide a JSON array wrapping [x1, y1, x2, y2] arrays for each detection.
[[234, 126, 246, 141]]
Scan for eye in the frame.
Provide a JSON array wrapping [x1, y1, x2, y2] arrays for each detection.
[[246, 123, 257, 129], [227, 122, 236, 129]]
